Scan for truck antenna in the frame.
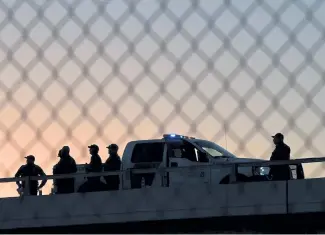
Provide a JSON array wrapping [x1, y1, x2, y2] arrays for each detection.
[[224, 123, 228, 151]]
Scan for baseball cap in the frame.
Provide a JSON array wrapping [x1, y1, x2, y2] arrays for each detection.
[[88, 144, 99, 151], [272, 133, 284, 139], [107, 144, 118, 150], [25, 155, 35, 161]]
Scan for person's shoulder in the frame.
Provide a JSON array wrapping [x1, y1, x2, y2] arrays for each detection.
[[284, 143, 291, 150], [34, 164, 44, 171], [96, 155, 102, 160], [19, 164, 27, 170]]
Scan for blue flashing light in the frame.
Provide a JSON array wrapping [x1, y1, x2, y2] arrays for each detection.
[[163, 134, 192, 139]]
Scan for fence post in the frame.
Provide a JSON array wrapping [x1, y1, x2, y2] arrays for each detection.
[[24, 176, 30, 196]]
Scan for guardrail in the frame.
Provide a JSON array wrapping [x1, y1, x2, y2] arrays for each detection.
[[0, 157, 324, 196]]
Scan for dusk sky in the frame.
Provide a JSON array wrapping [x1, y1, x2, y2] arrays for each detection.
[[1, 0, 325, 196]]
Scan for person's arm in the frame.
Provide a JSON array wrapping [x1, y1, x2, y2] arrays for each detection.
[[270, 148, 279, 161], [72, 159, 77, 173], [96, 157, 103, 172], [38, 167, 47, 189], [14, 167, 23, 187], [91, 156, 102, 172], [87, 157, 94, 172]]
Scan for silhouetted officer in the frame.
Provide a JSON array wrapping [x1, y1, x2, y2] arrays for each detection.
[[104, 144, 121, 190], [269, 133, 291, 181], [53, 146, 77, 194], [86, 144, 102, 178], [78, 144, 104, 193], [15, 155, 47, 196]]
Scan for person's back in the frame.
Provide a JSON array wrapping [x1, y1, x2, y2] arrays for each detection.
[[53, 147, 77, 194], [104, 144, 121, 190]]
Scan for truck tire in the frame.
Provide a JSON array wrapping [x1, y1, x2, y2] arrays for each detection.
[[219, 174, 248, 184]]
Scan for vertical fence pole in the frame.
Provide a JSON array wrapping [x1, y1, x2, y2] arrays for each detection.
[[24, 177, 30, 196]]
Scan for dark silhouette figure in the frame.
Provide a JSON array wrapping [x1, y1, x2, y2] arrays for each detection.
[[53, 146, 77, 194], [269, 133, 291, 181], [15, 155, 47, 196], [104, 144, 121, 190], [78, 144, 105, 193]]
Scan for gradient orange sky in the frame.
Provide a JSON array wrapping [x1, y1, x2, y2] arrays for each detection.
[[1, 0, 325, 197]]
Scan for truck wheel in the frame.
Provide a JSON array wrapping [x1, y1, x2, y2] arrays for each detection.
[[219, 174, 248, 184]]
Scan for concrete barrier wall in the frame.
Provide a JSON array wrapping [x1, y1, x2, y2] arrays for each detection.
[[0, 181, 287, 230]]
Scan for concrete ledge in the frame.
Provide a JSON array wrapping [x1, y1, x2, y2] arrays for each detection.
[[0, 181, 287, 230]]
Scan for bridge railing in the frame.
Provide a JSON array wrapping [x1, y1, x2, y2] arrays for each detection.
[[0, 157, 324, 196]]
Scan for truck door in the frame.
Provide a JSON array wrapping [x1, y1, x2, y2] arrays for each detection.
[[166, 140, 210, 187], [129, 142, 165, 189]]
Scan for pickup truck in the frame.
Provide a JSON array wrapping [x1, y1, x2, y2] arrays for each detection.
[[75, 134, 270, 191]]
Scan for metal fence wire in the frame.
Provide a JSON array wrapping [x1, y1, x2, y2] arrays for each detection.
[[0, 0, 325, 186]]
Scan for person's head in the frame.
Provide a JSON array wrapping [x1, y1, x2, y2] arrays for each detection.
[[88, 144, 99, 155], [107, 144, 119, 155], [61, 146, 70, 157], [58, 149, 62, 158], [25, 155, 35, 165], [272, 133, 284, 145]]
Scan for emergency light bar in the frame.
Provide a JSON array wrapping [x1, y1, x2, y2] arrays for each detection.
[[163, 134, 195, 139]]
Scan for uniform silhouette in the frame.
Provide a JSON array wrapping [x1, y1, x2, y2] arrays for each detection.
[[269, 133, 291, 181], [104, 144, 121, 190], [53, 146, 77, 194], [15, 155, 47, 195], [78, 144, 105, 193]]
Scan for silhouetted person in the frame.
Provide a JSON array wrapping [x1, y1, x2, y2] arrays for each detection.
[[269, 133, 291, 181], [15, 155, 47, 196], [53, 146, 77, 194], [78, 144, 105, 193], [104, 144, 121, 190], [86, 144, 102, 179]]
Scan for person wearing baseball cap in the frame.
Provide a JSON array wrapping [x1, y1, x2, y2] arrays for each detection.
[[103, 144, 121, 190], [88, 144, 99, 152], [87, 144, 102, 173], [77, 144, 104, 193], [269, 133, 291, 181], [14, 155, 47, 196]]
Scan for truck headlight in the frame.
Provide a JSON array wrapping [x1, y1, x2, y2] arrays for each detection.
[[253, 166, 267, 176]]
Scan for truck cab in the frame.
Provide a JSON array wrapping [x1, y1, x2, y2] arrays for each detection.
[[121, 134, 268, 190]]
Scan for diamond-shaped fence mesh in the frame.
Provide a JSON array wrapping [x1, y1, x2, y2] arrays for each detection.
[[1, 0, 325, 197]]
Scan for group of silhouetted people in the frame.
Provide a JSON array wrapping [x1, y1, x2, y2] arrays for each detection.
[[15, 143, 121, 196], [14, 132, 304, 196]]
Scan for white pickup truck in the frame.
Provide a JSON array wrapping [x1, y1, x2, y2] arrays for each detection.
[[75, 134, 269, 190]]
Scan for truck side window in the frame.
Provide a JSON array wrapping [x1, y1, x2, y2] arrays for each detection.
[[130, 143, 164, 189], [169, 142, 209, 163], [131, 143, 164, 163], [169, 142, 198, 162]]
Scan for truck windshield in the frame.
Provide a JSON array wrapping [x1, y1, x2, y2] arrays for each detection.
[[194, 140, 236, 158]]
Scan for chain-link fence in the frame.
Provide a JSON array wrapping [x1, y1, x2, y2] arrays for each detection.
[[1, 0, 325, 197]]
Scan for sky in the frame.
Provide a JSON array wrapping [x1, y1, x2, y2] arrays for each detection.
[[1, 0, 325, 197]]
